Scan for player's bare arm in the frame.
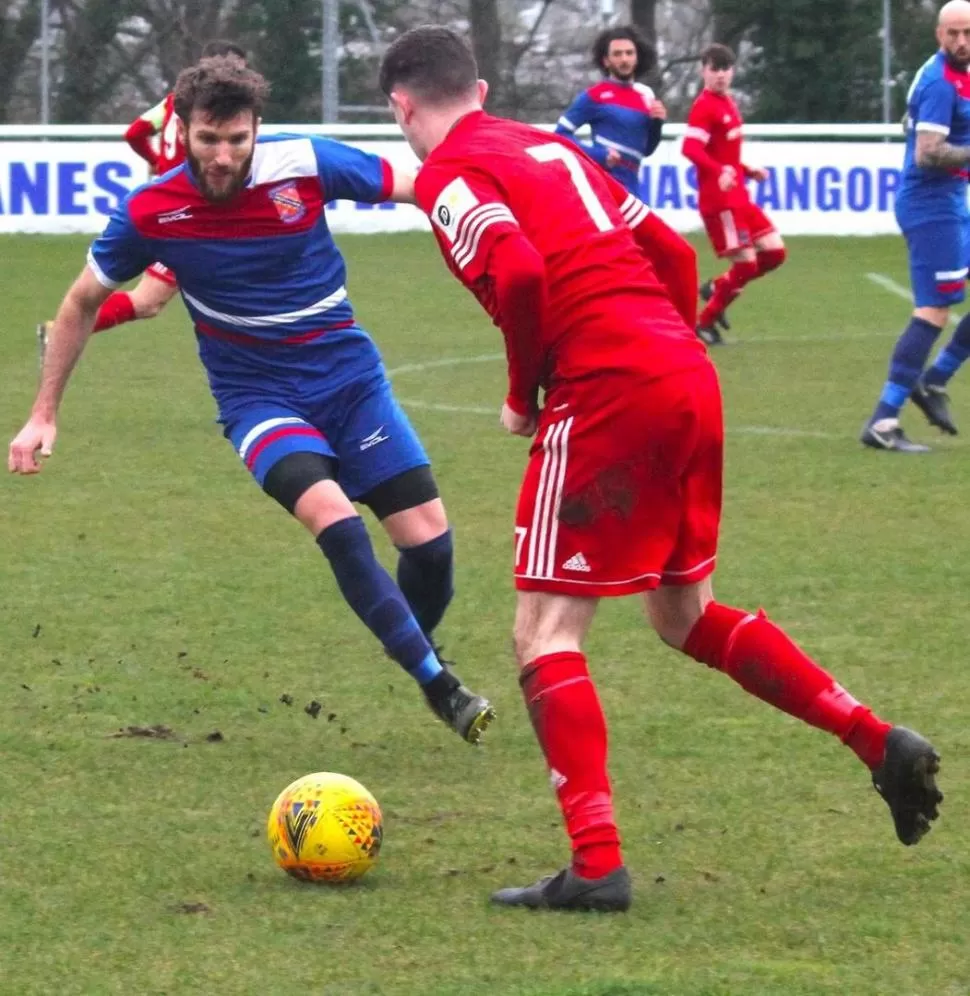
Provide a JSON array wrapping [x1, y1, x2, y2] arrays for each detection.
[[8, 266, 110, 474], [388, 167, 417, 204], [915, 129, 970, 169]]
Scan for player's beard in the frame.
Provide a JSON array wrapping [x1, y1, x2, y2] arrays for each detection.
[[186, 143, 255, 203], [945, 49, 970, 71], [611, 68, 636, 83]]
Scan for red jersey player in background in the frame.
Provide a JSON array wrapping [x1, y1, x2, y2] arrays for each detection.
[[36, 40, 247, 360], [682, 44, 786, 345], [379, 26, 942, 913]]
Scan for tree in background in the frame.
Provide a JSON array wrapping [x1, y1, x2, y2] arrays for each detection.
[[710, 0, 938, 123]]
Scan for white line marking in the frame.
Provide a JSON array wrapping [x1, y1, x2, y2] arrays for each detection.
[[390, 351, 845, 437], [386, 353, 503, 377], [866, 272, 960, 327]]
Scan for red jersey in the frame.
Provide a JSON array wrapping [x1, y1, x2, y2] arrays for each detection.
[[124, 92, 185, 176], [682, 88, 749, 212], [415, 111, 704, 410]]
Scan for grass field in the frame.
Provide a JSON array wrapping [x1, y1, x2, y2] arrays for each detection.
[[1, 232, 968, 996]]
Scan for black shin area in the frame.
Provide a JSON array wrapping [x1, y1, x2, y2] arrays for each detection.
[[262, 452, 338, 514]]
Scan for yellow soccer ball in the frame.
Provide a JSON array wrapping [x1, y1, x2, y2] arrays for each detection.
[[266, 771, 383, 883]]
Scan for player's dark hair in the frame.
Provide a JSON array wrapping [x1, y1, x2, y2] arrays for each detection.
[[592, 25, 655, 77], [379, 25, 479, 103], [173, 57, 269, 124], [201, 39, 247, 62], [701, 44, 736, 70]]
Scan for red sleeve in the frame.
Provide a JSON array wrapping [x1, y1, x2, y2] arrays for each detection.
[[415, 163, 519, 282], [605, 173, 698, 327], [485, 232, 547, 415], [377, 158, 394, 200], [416, 163, 544, 413], [124, 117, 159, 169], [681, 99, 722, 176]]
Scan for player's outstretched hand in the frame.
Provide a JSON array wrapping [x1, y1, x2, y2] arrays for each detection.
[[500, 403, 537, 438], [747, 165, 769, 182], [8, 418, 56, 475], [605, 148, 623, 168]]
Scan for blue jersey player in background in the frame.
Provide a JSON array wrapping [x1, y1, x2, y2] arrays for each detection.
[[554, 25, 666, 195], [862, 0, 970, 452], [8, 57, 495, 744]]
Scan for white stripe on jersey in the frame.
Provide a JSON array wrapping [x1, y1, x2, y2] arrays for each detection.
[[87, 248, 122, 290], [238, 417, 308, 460], [451, 204, 517, 270], [182, 285, 348, 327], [623, 201, 651, 228], [915, 122, 951, 135], [935, 267, 969, 281], [620, 193, 651, 228], [247, 138, 318, 187], [684, 126, 711, 144], [593, 134, 643, 161], [557, 115, 577, 132]]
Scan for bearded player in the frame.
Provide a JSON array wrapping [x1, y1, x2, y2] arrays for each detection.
[[36, 41, 248, 359], [554, 25, 666, 196]]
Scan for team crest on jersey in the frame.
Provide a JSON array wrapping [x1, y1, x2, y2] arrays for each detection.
[[268, 181, 307, 223]]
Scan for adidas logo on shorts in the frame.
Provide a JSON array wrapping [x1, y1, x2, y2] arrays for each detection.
[[561, 552, 591, 573]]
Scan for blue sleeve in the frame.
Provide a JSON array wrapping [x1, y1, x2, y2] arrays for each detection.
[[311, 136, 393, 203], [557, 91, 595, 134], [556, 91, 609, 166], [644, 118, 663, 157], [86, 197, 154, 288], [914, 78, 956, 134]]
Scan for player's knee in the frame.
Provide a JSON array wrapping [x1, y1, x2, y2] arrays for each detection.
[[133, 299, 165, 319], [262, 451, 338, 515], [512, 623, 532, 667], [756, 246, 786, 274], [734, 258, 761, 285], [914, 305, 950, 328], [131, 283, 174, 319], [358, 465, 440, 522], [644, 585, 711, 650]]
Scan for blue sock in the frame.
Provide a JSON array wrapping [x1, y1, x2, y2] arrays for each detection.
[[397, 529, 455, 639], [871, 316, 943, 423], [317, 516, 443, 685], [924, 313, 970, 387]]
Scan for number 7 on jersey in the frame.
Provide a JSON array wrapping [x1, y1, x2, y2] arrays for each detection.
[[526, 143, 615, 233]]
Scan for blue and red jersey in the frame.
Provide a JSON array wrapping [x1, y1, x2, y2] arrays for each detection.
[[88, 134, 394, 417], [555, 80, 662, 194], [898, 51, 970, 226]]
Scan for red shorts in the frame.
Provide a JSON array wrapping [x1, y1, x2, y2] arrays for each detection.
[[514, 361, 723, 598], [702, 201, 776, 258], [145, 261, 178, 287]]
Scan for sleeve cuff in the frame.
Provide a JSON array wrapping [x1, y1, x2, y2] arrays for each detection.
[[377, 158, 394, 201], [505, 393, 536, 417]]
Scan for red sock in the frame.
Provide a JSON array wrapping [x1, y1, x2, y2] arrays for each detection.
[[699, 259, 760, 326], [93, 292, 136, 333], [520, 651, 622, 879], [756, 247, 787, 276], [683, 603, 891, 769]]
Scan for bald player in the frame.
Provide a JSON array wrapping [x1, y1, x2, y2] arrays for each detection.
[[862, 1, 970, 451]]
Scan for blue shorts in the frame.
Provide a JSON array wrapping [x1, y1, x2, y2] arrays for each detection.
[[224, 372, 429, 501], [902, 219, 970, 308]]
